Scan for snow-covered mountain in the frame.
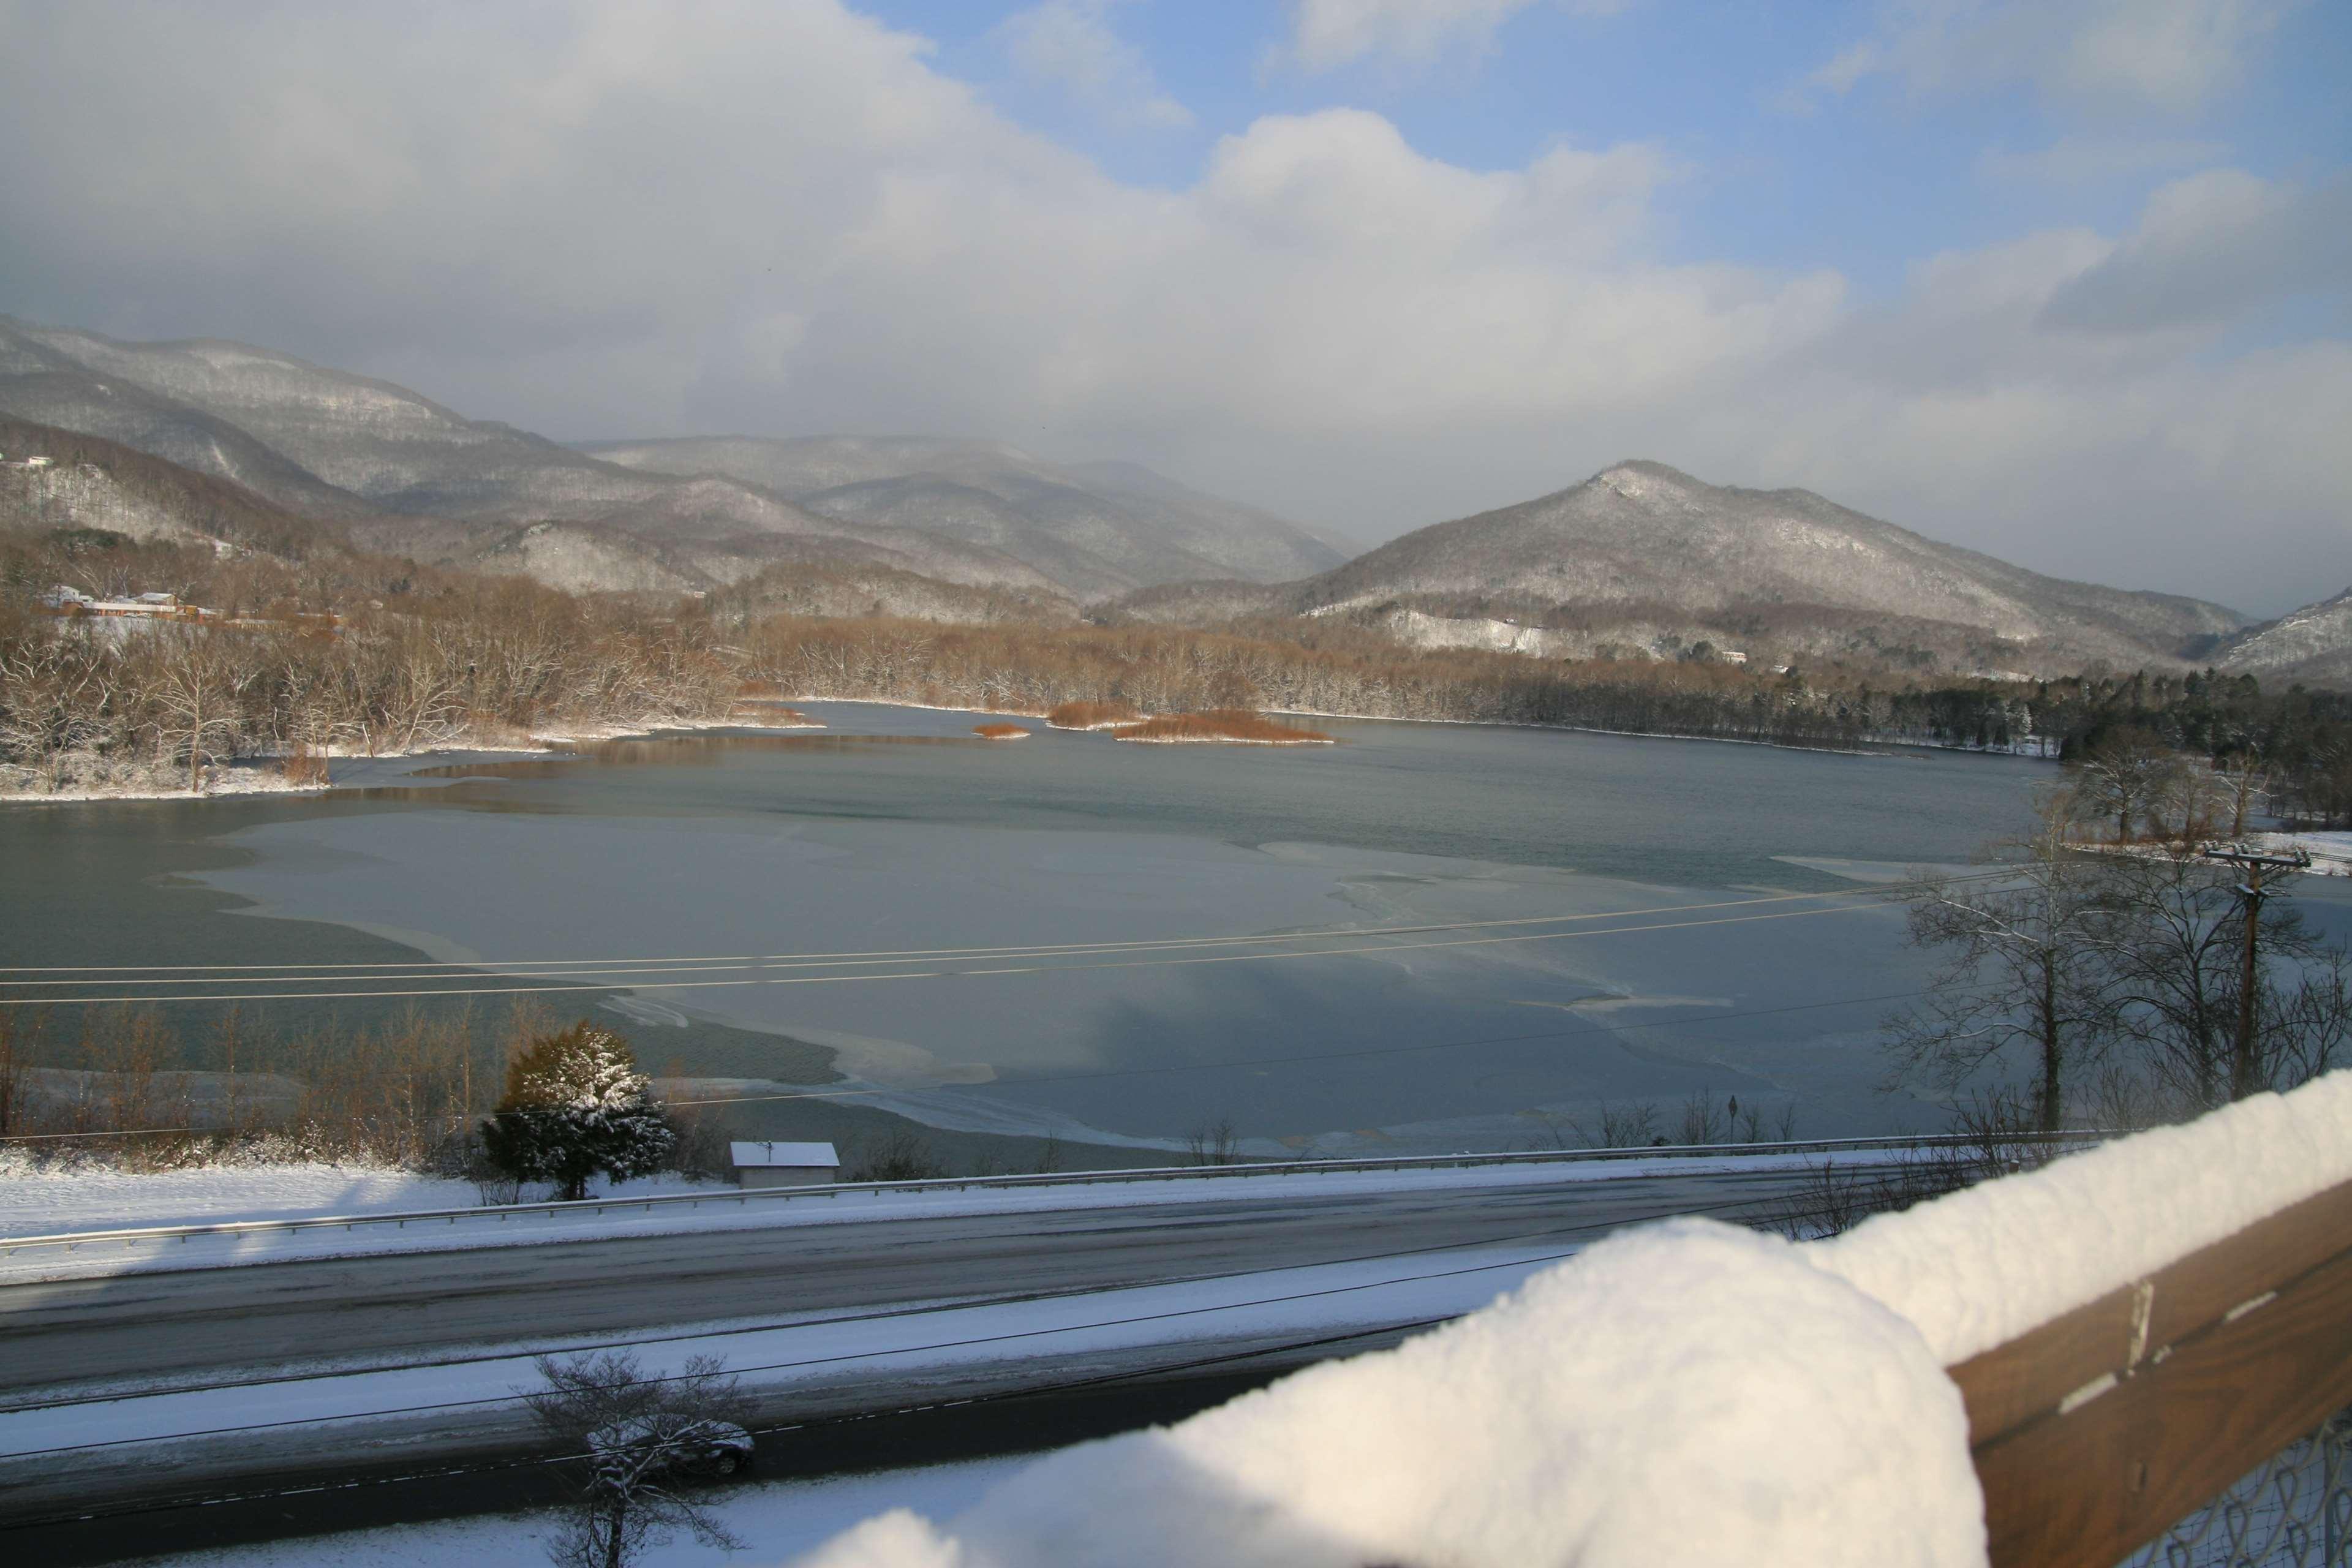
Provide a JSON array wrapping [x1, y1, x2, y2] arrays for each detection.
[[0, 319, 1338, 602], [0, 318, 1076, 597], [0, 416, 336, 560], [580, 435, 1348, 599], [1188, 460, 2251, 676], [2215, 586, 2352, 688]]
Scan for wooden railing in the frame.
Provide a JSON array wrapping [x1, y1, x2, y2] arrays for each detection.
[[1953, 1177, 2352, 1566]]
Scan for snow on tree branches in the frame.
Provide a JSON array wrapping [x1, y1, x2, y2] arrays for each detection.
[[482, 1023, 675, 1202]]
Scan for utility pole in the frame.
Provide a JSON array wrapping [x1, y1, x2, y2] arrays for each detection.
[[2199, 844, 2310, 1101]]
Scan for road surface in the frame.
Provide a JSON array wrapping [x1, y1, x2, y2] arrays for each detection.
[[0, 1166, 1817, 1400]]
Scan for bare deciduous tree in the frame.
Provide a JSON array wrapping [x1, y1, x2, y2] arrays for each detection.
[[1882, 791, 2114, 1131], [524, 1351, 750, 1568]]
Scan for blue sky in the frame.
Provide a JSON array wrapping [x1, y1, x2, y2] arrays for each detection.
[[1, 0, 2346, 610], [890, 0, 2350, 296]]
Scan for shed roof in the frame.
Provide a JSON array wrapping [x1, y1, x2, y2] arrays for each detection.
[[729, 1140, 840, 1169]]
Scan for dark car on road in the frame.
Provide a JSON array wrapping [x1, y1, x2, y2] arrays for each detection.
[[586, 1417, 755, 1480]]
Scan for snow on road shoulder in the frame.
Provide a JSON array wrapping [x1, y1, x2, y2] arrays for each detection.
[[0, 1153, 1841, 1283], [0, 1152, 701, 1238]]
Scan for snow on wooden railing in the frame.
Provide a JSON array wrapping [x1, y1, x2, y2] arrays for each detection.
[[785, 1072, 2352, 1568], [1948, 1177, 2352, 1564]]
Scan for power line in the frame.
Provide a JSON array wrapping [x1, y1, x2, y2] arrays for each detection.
[[0, 899, 1913, 1009], [0, 870, 2024, 981]]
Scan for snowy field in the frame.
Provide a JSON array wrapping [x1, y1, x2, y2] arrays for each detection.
[[0, 1155, 707, 1238], [107, 1455, 1031, 1568], [2263, 829, 2352, 875]]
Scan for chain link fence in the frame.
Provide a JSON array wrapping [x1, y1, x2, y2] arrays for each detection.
[[2120, 1411, 2352, 1567]]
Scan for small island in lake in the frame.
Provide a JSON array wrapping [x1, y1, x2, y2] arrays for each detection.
[[971, 722, 1031, 739], [1046, 700, 1145, 731], [1109, 709, 1335, 745]]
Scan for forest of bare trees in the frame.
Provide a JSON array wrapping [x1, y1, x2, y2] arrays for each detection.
[[7, 515, 2351, 810], [1883, 780, 2351, 1133]]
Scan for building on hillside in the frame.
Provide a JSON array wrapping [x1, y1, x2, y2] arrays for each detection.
[[1721, 649, 1749, 665], [729, 1140, 842, 1189], [40, 586, 93, 611]]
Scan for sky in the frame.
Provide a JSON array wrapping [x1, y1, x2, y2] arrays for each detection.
[[1, 0, 2346, 614]]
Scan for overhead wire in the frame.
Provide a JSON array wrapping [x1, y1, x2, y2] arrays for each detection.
[[0, 867, 2026, 982], [0, 891, 1964, 1009]]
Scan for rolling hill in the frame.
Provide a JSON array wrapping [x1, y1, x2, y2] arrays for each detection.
[[1162, 460, 2253, 677]]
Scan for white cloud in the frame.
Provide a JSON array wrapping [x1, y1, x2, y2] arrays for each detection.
[[1974, 135, 2226, 186], [1810, 0, 2305, 113], [1285, 0, 1630, 74], [2039, 170, 2352, 332], [0, 0, 2341, 613], [997, 0, 1191, 130]]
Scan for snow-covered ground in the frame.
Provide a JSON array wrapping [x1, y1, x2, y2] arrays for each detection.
[[0, 714, 826, 804], [2258, 829, 2352, 875], [105, 1455, 1033, 1568], [0, 1153, 710, 1239], [0, 1152, 1841, 1282]]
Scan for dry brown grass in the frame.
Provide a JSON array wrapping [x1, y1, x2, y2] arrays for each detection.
[[971, 722, 1030, 739], [732, 701, 815, 725], [278, 743, 330, 786], [1110, 709, 1334, 744], [1046, 699, 1145, 730]]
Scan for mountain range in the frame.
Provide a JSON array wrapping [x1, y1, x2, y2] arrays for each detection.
[[0, 318, 1333, 605], [3, 315, 2345, 686]]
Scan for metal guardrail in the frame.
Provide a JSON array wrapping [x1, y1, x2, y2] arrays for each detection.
[[0, 1129, 2105, 1256]]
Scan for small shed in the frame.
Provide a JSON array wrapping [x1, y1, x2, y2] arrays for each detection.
[[730, 1140, 841, 1189]]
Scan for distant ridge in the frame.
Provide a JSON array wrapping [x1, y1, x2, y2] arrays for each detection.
[[1122, 459, 2252, 678], [581, 434, 1349, 597]]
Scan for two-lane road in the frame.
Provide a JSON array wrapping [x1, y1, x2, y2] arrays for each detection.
[[0, 1166, 1817, 1400]]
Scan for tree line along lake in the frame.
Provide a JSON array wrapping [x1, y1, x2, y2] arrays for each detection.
[[15, 701, 2334, 1158]]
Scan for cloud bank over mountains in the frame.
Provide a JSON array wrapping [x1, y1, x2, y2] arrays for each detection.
[[0, 0, 2340, 614]]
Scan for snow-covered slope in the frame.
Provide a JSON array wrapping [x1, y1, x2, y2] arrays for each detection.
[[0, 417, 337, 559], [1271, 460, 2248, 675], [0, 320, 1060, 598], [584, 434, 1349, 597], [2215, 584, 2352, 689]]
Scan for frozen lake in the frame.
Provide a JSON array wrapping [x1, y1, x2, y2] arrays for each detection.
[[4, 704, 2079, 1152]]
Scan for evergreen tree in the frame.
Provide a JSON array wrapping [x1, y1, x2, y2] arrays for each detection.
[[482, 1023, 674, 1201]]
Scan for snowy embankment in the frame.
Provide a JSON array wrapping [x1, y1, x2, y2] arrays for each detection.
[[790, 1071, 2352, 1568], [0, 712, 826, 805], [0, 1152, 1838, 1283], [2255, 829, 2352, 876]]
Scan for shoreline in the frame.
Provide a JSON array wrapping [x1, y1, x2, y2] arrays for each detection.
[[0, 693, 2054, 809], [0, 712, 827, 807]]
